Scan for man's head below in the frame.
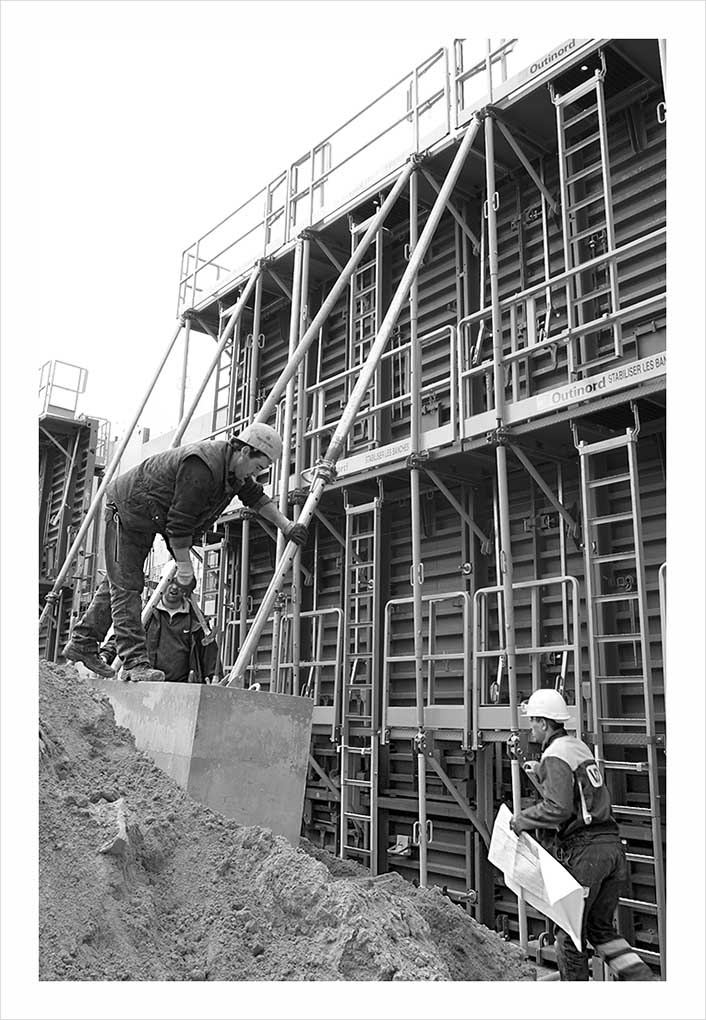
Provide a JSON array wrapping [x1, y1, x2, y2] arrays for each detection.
[[228, 423, 283, 481], [521, 688, 570, 747], [162, 581, 188, 610]]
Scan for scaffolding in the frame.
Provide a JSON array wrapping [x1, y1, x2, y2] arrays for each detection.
[[40, 37, 667, 976]]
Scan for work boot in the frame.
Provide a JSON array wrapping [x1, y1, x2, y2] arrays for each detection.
[[119, 664, 166, 683], [62, 640, 115, 679]]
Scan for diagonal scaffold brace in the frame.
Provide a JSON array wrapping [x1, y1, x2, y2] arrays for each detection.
[[224, 115, 482, 687]]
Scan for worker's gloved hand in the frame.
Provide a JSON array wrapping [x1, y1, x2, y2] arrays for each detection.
[[509, 815, 533, 836], [175, 562, 196, 594], [285, 522, 309, 546]]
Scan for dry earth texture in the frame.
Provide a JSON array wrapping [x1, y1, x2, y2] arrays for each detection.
[[39, 661, 535, 982]]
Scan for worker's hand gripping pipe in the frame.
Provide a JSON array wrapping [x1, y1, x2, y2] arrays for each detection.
[[225, 116, 482, 688]]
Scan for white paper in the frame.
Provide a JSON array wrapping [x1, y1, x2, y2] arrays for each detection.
[[488, 803, 585, 952]]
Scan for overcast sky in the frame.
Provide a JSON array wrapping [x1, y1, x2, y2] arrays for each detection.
[[7, 2, 566, 442], [2, 3, 706, 1019]]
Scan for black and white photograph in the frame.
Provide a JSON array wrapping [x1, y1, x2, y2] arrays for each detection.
[[1, 2, 704, 1018]]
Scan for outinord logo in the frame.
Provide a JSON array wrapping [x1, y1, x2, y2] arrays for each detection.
[[530, 39, 576, 76]]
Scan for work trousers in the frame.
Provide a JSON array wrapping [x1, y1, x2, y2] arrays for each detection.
[[554, 835, 627, 981], [70, 506, 156, 669]]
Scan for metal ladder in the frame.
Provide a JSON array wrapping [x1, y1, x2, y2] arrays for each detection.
[[551, 51, 621, 376], [575, 415, 666, 974], [339, 489, 382, 871], [348, 221, 383, 450], [212, 306, 248, 435]]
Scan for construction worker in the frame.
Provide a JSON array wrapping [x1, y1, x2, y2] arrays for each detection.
[[100, 580, 220, 684], [509, 688, 655, 982], [62, 424, 307, 682]]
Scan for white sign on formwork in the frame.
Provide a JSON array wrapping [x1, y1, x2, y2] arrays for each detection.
[[529, 352, 667, 415], [463, 352, 667, 439], [336, 437, 412, 478]]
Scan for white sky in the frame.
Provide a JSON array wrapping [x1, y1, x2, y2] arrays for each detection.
[[2, 2, 706, 1019], [13, 2, 563, 442]]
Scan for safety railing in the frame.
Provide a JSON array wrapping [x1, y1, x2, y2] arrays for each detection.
[[303, 324, 458, 462], [176, 38, 570, 314], [277, 607, 344, 710], [39, 360, 88, 419], [457, 227, 666, 427], [472, 575, 581, 749], [381, 590, 472, 748], [94, 418, 112, 464]]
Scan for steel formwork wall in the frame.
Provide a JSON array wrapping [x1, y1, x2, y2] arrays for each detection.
[[167, 39, 668, 974]]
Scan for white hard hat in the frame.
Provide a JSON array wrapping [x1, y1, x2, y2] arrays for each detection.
[[233, 422, 283, 463], [521, 688, 570, 722]]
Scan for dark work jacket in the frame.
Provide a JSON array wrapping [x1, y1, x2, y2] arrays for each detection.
[[516, 728, 619, 844], [145, 605, 220, 683], [106, 441, 263, 544]]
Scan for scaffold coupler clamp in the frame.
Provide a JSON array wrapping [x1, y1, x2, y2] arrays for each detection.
[[486, 426, 510, 447], [413, 729, 427, 755], [506, 731, 522, 762], [289, 488, 308, 507], [313, 457, 337, 485], [179, 309, 195, 327], [256, 256, 272, 270], [406, 451, 429, 469], [44, 590, 60, 606]]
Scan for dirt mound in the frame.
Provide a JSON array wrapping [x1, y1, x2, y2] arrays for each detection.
[[39, 661, 535, 981]]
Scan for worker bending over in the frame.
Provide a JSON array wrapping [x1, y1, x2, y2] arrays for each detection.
[[510, 689, 655, 982], [63, 424, 307, 683]]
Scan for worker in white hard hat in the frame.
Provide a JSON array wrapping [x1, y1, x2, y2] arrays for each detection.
[[63, 424, 307, 683], [509, 688, 655, 982]]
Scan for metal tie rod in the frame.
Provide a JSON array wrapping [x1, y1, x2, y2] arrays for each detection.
[[225, 116, 482, 686]]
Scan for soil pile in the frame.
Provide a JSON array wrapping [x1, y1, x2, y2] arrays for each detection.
[[39, 661, 535, 982]]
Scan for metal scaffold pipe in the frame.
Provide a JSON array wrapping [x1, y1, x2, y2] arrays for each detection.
[[484, 80, 527, 948], [225, 115, 482, 687], [39, 319, 185, 631], [408, 165, 429, 887], [253, 160, 416, 428], [238, 272, 265, 657], [270, 238, 304, 689], [178, 317, 192, 421], [171, 262, 261, 448], [291, 236, 311, 696]]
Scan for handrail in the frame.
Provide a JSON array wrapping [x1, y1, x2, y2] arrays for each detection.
[[304, 325, 457, 449], [458, 227, 666, 333], [278, 607, 344, 723], [382, 591, 472, 748], [471, 575, 581, 750], [177, 38, 568, 313]]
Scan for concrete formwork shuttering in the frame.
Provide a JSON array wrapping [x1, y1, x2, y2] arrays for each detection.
[[45, 38, 668, 976]]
